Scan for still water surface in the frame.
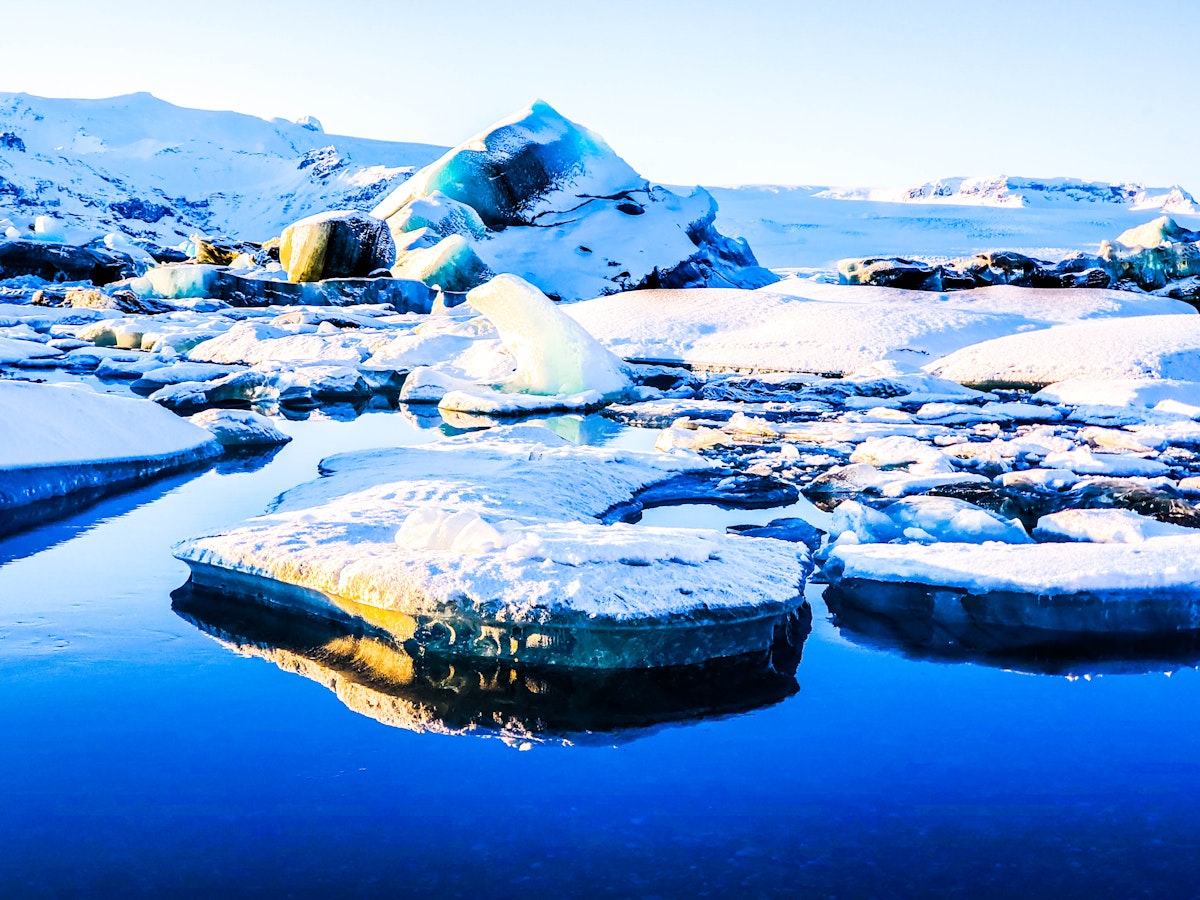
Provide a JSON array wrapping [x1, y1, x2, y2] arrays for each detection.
[[2, 412, 1198, 897]]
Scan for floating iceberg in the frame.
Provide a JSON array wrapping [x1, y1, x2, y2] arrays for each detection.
[[372, 101, 776, 301], [0, 381, 218, 529], [278, 210, 395, 282], [174, 427, 811, 669], [467, 275, 628, 396]]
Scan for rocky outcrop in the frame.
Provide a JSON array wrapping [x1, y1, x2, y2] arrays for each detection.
[[838, 216, 1200, 305], [0, 239, 141, 284]]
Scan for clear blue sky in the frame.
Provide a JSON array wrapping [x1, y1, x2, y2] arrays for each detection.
[[2, 0, 1194, 189]]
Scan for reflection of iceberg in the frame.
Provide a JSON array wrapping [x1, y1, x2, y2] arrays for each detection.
[[173, 587, 810, 745], [825, 580, 1200, 676]]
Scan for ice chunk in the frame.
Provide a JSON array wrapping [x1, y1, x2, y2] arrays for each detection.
[[466, 274, 630, 397], [391, 234, 492, 293], [0, 381, 218, 516], [1042, 447, 1170, 477], [1113, 216, 1200, 250], [174, 429, 811, 668], [1034, 508, 1198, 543], [188, 409, 292, 447], [826, 535, 1200, 599], [829, 496, 1030, 545], [279, 210, 395, 283]]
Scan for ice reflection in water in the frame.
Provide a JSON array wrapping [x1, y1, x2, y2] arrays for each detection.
[[173, 586, 811, 745], [825, 579, 1200, 675]]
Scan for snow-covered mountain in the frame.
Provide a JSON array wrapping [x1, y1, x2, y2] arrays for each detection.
[[817, 175, 1199, 212], [0, 92, 446, 247]]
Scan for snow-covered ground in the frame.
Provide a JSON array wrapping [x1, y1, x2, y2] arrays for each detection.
[[706, 179, 1200, 270], [566, 281, 1191, 374]]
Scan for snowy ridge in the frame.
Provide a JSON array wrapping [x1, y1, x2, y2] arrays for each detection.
[[0, 92, 445, 246], [817, 176, 1199, 212]]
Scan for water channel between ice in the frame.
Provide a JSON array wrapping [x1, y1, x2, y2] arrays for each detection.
[[3, 408, 1200, 896]]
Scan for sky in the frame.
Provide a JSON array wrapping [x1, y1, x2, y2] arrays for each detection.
[[1, 0, 1195, 189]]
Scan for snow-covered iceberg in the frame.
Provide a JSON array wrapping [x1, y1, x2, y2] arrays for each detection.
[[431, 274, 631, 414], [0, 381, 219, 528], [174, 426, 811, 669], [371, 101, 777, 301], [825, 537, 1200, 636]]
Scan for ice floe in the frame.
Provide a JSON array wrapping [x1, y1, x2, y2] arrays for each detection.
[[175, 427, 811, 668], [0, 381, 218, 518]]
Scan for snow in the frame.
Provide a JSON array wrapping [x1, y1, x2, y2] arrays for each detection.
[[827, 536, 1200, 596], [1034, 378, 1200, 410], [1033, 509, 1199, 544], [565, 283, 1188, 375], [0, 91, 445, 247], [1042, 447, 1171, 477], [928, 315, 1200, 386], [174, 428, 811, 639], [704, 179, 1200, 270], [0, 380, 218, 509]]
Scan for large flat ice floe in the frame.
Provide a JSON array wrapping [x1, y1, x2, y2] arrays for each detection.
[[927, 314, 1200, 386], [174, 426, 811, 668], [565, 282, 1188, 375], [827, 537, 1200, 597], [0, 380, 219, 516]]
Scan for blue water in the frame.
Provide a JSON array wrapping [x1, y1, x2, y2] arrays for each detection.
[[2, 412, 1199, 897]]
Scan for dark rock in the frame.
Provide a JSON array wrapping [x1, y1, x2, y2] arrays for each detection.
[[0, 239, 140, 285], [109, 198, 171, 224], [0, 132, 26, 152], [838, 257, 944, 291]]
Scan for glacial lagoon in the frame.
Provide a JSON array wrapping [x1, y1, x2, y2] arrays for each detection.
[[3, 410, 1199, 897]]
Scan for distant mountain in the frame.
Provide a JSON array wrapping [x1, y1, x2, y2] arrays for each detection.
[[0, 92, 446, 247], [817, 175, 1199, 213], [705, 179, 1200, 270]]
